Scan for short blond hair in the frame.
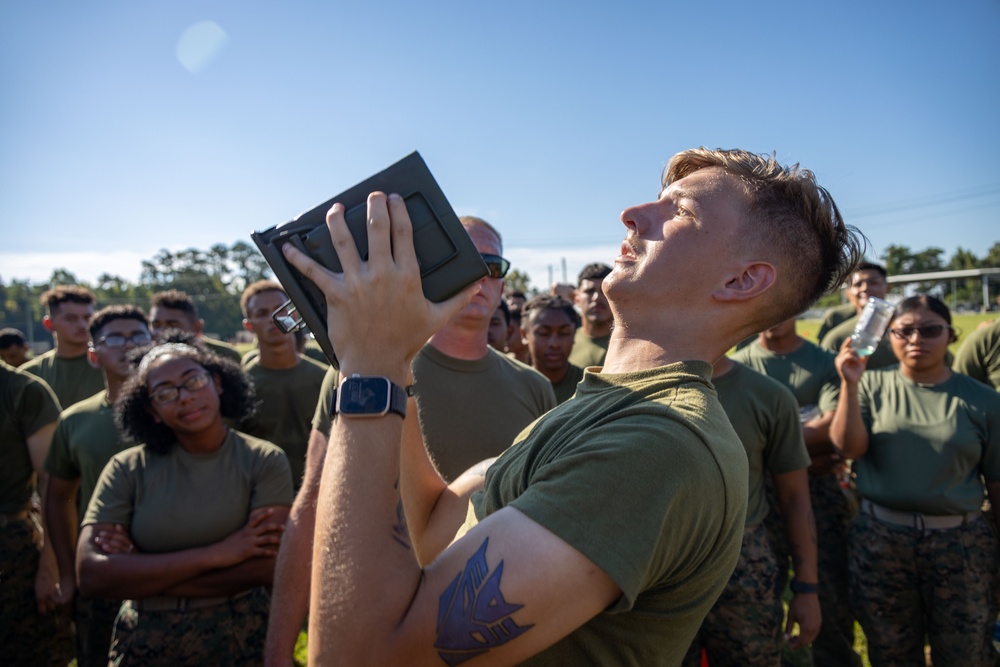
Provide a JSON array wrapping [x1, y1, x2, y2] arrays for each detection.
[[460, 216, 503, 253], [663, 148, 865, 330]]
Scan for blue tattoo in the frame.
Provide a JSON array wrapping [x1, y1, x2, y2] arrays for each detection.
[[434, 538, 532, 665]]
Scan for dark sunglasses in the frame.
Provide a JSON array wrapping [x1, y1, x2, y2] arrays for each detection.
[[889, 325, 950, 340], [480, 253, 511, 279]]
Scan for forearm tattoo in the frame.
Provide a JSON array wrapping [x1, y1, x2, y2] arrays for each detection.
[[392, 476, 410, 550], [434, 538, 532, 665]]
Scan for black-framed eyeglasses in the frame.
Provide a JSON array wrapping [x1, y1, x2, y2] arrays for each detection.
[[889, 325, 950, 340], [149, 371, 212, 406], [480, 254, 511, 279], [96, 332, 152, 349]]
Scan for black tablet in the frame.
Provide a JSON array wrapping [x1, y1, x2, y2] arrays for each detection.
[[251, 152, 488, 369]]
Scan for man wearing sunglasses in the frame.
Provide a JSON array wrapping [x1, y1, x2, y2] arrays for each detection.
[[43, 304, 152, 666], [410, 216, 556, 483]]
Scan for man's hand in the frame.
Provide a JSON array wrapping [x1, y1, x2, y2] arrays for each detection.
[[785, 591, 822, 648], [35, 541, 60, 614], [94, 524, 136, 555], [281, 192, 476, 379]]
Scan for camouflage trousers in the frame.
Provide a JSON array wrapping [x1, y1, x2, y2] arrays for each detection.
[[109, 585, 270, 666], [682, 523, 784, 667], [808, 473, 860, 667], [0, 517, 76, 667], [75, 594, 121, 667], [849, 509, 1000, 667]]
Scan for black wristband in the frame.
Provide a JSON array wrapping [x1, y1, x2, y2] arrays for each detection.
[[790, 580, 819, 595]]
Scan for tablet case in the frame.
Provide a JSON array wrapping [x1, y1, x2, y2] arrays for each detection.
[[251, 151, 489, 369]]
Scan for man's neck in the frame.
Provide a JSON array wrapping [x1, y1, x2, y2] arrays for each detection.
[[582, 320, 611, 339], [428, 324, 490, 361], [758, 333, 804, 355], [537, 364, 570, 385], [600, 311, 737, 374], [257, 341, 301, 370], [55, 339, 88, 359], [105, 374, 124, 403]]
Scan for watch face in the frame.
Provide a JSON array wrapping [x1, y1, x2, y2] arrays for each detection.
[[338, 377, 391, 416]]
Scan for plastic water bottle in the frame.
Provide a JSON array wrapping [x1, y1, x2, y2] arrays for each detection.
[[850, 297, 894, 357]]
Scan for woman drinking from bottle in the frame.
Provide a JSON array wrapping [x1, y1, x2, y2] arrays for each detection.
[[831, 295, 1000, 666]]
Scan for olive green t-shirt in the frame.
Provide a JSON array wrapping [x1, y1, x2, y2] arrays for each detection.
[[239, 357, 327, 489], [412, 345, 557, 482], [20, 349, 105, 410], [83, 430, 293, 553], [44, 390, 129, 523], [953, 319, 1000, 391], [856, 368, 1000, 514], [731, 339, 839, 414], [201, 336, 243, 364], [550, 364, 585, 405], [820, 315, 898, 371], [311, 366, 340, 437], [568, 329, 610, 369], [712, 363, 810, 527], [0, 362, 62, 512], [816, 302, 856, 342], [471, 361, 748, 666]]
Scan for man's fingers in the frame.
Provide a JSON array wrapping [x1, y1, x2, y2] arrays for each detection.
[[430, 283, 479, 328], [386, 192, 418, 273], [327, 201, 363, 274], [366, 192, 394, 269]]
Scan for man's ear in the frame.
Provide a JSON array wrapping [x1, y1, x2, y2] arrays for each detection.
[[43, 315, 55, 332], [714, 262, 777, 303], [195, 318, 205, 336], [87, 347, 100, 369]]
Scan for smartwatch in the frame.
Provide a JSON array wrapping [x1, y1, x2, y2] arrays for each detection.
[[334, 374, 410, 418]]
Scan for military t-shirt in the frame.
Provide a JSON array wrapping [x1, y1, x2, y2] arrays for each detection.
[[0, 362, 62, 513], [816, 303, 856, 342], [712, 363, 810, 527], [953, 319, 1000, 391], [311, 366, 340, 437], [20, 350, 104, 410], [201, 336, 243, 364], [731, 339, 839, 414], [240, 357, 327, 489], [412, 345, 556, 482], [44, 390, 129, 523], [820, 316, 897, 371], [856, 368, 1000, 514], [568, 329, 610, 369], [469, 361, 748, 666], [550, 364, 585, 405], [83, 430, 293, 553]]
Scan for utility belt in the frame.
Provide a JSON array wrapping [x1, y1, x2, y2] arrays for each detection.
[[131, 588, 254, 612], [861, 499, 981, 531], [0, 509, 31, 529]]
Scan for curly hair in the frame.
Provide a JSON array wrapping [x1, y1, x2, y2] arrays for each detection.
[[523, 294, 580, 329], [115, 342, 258, 454]]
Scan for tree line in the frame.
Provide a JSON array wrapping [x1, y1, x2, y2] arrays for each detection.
[[3, 240, 997, 349], [0, 241, 270, 347]]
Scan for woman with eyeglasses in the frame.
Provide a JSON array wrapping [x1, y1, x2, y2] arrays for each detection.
[[830, 295, 1000, 666], [76, 342, 293, 665]]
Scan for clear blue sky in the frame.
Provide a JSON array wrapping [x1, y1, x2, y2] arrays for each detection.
[[2, 1, 998, 292]]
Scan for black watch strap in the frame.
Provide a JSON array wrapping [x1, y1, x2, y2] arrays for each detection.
[[789, 580, 819, 595]]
